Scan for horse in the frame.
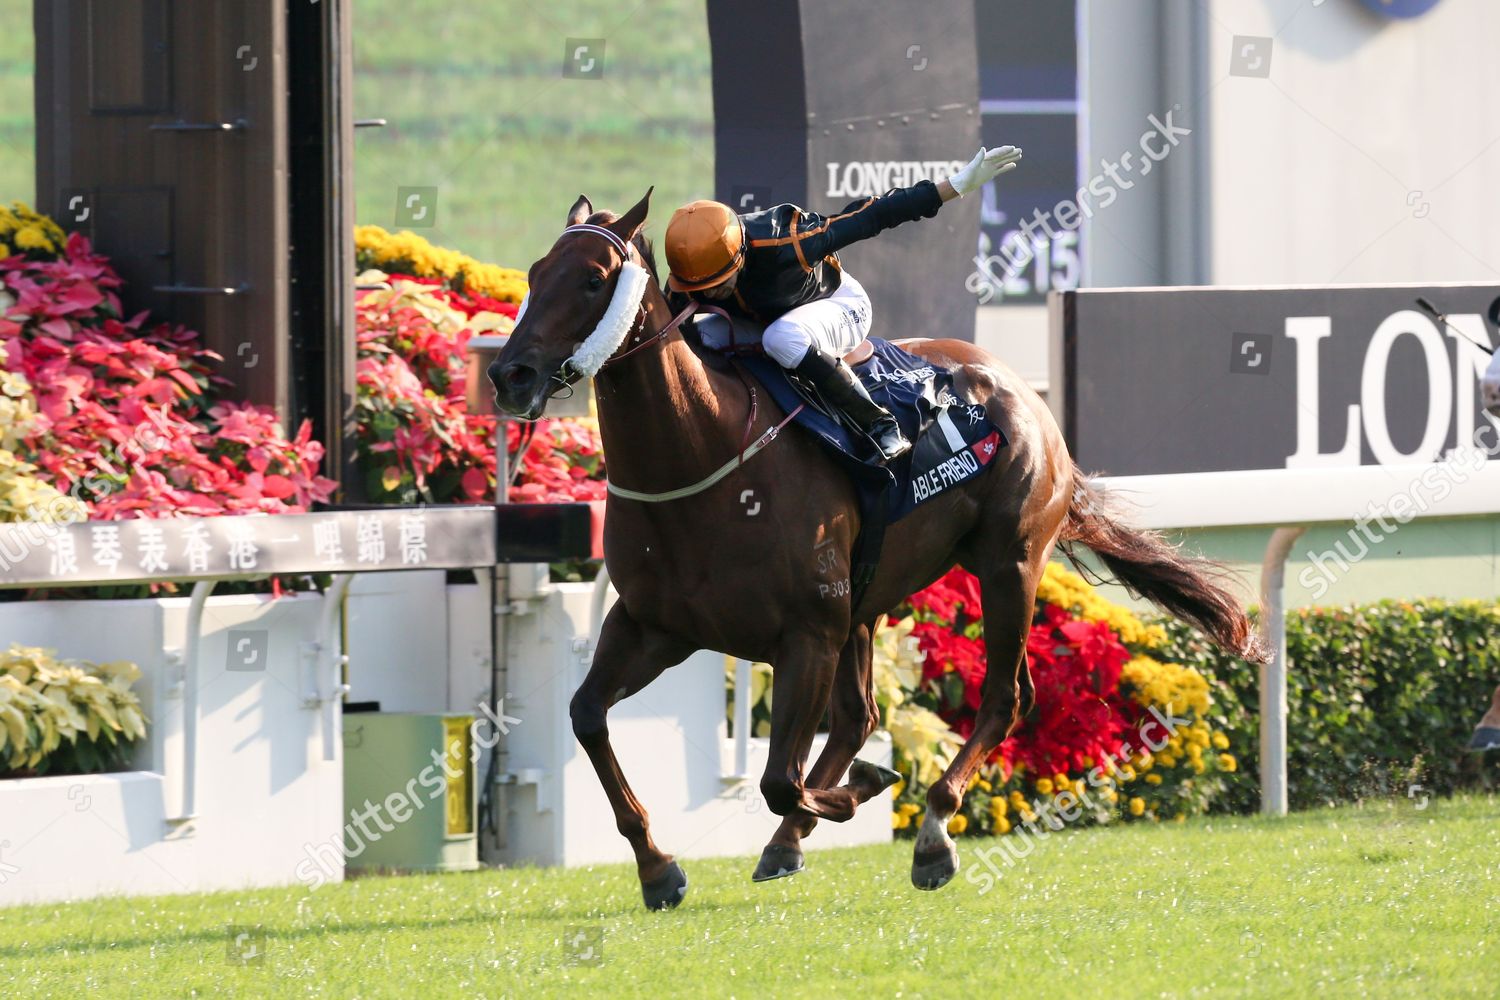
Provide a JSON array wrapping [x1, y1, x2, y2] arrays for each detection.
[[489, 189, 1262, 910]]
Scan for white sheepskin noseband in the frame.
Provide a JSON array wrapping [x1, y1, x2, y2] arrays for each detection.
[[564, 259, 649, 378], [537, 223, 650, 379]]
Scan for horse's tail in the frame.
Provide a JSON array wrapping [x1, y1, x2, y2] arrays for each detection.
[[1060, 466, 1267, 662]]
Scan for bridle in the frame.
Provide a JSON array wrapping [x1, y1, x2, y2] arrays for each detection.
[[544, 223, 653, 394], [533, 222, 803, 503]]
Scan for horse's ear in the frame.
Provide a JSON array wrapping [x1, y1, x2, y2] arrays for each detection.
[[612, 186, 653, 242], [566, 194, 593, 227]]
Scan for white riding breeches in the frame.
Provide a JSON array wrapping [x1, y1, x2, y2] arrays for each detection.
[[694, 271, 873, 368]]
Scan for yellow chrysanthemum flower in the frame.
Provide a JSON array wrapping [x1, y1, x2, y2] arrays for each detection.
[[1120, 655, 1212, 716], [13, 225, 51, 251], [1034, 777, 1054, 795], [1145, 773, 1163, 785], [354, 225, 528, 303], [1211, 731, 1230, 750], [1128, 797, 1146, 816], [947, 814, 968, 835], [1218, 753, 1237, 773], [1037, 562, 1168, 647]]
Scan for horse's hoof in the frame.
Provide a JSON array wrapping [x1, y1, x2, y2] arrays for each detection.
[[641, 861, 688, 910], [911, 842, 959, 891], [848, 759, 902, 794], [752, 844, 805, 882]]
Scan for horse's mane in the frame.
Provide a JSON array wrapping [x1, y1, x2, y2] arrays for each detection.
[[585, 210, 659, 279]]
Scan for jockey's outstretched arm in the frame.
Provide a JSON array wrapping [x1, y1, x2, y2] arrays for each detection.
[[792, 145, 1023, 262], [661, 145, 1021, 465]]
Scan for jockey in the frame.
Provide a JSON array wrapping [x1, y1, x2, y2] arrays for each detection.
[[663, 145, 1023, 463]]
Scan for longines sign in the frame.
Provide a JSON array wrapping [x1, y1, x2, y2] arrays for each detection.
[[823, 159, 966, 199], [1052, 283, 1500, 476]]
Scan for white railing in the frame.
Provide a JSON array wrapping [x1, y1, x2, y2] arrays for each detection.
[[1097, 461, 1500, 815]]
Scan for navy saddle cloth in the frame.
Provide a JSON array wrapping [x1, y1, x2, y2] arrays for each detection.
[[733, 337, 1008, 588]]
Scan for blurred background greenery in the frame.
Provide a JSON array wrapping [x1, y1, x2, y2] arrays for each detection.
[[0, 0, 714, 268], [0, 1, 33, 206], [352, 0, 713, 266]]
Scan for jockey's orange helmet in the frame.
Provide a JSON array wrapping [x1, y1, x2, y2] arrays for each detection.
[[664, 200, 746, 293]]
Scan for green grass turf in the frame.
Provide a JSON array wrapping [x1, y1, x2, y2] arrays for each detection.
[[0, 0, 712, 266], [1, 795, 1495, 998], [351, 0, 713, 269], [0, 0, 36, 207]]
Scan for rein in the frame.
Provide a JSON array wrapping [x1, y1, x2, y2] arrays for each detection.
[[600, 300, 804, 503], [600, 300, 698, 369], [604, 404, 804, 503], [545, 223, 804, 504]]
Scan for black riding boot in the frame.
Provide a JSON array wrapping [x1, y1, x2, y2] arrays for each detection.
[[794, 347, 912, 463]]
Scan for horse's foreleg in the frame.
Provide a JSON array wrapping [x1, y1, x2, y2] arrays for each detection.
[[757, 632, 850, 822], [912, 559, 1037, 891], [754, 622, 896, 881], [571, 601, 696, 910]]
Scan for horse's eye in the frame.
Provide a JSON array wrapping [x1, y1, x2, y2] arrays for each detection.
[[588, 273, 605, 291]]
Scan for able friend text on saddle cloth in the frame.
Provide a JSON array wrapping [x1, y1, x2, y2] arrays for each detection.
[[733, 338, 1007, 524]]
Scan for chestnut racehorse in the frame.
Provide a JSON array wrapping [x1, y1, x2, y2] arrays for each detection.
[[489, 190, 1262, 910]]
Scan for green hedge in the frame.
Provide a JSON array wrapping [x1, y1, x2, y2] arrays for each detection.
[[1155, 598, 1500, 813]]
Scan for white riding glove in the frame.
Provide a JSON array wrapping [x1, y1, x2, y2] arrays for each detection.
[[948, 145, 1023, 198], [1482, 349, 1500, 417]]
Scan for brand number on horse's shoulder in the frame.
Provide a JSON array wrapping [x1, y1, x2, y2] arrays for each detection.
[[817, 579, 851, 599]]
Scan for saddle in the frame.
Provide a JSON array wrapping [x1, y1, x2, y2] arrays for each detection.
[[842, 341, 874, 366], [721, 337, 1007, 597]]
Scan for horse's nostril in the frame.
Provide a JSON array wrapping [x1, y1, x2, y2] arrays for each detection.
[[504, 364, 538, 389]]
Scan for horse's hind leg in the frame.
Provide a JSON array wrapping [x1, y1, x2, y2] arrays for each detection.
[[572, 601, 697, 910], [912, 558, 1038, 890], [754, 622, 898, 881]]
